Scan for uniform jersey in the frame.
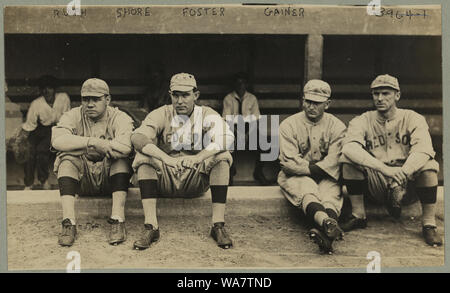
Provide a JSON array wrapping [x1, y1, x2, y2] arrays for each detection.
[[278, 111, 346, 181], [134, 104, 234, 156], [22, 93, 71, 132], [52, 106, 134, 153], [342, 109, 435, 166]]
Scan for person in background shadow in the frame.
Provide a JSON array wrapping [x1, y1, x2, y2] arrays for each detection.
[[20, 75, 71, 190], [222, 72, 267, 185]]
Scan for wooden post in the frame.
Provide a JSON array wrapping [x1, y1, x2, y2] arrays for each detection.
[[304, 34, 323, 83]]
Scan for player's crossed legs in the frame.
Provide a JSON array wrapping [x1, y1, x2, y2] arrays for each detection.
[[278, 172, 344, 254]]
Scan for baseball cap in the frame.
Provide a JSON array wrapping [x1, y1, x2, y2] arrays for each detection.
[[170, 73, 197, 92], [303, 79, 331, 102], [370, 74, 400, 91], [81, 78, 110, 97]]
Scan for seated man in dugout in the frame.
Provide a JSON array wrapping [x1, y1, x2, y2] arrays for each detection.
[[222, 72, 265, 185], [340, 74, 442, 247], [51, 78, 134, 247], [278, 80, 346, 254], [20, 75, 71, 190], [131, 72, 235, 250]]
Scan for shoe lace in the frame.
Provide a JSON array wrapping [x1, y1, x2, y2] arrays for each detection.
[[61, 223, 73, 236], [216, 225, 229, 238], [109, 219, 120, 234]]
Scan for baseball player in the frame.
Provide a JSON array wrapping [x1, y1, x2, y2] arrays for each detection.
[[278, 79, 346, 254], [20, 75, 71, 190], [340, 74, 442, 247], [52, 78, 134, 247], [131, 73, 235, 250]]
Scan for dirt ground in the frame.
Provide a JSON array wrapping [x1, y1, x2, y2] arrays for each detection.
[[7, 211, 444, 271]]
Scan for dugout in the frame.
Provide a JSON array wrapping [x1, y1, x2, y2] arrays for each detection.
[[3, 5, 442, 187]]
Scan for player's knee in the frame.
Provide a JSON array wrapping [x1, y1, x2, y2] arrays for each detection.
[[342, 163, 365, 180], [415, 170, 438, 187], [58, 176, 80, 196], [57, 159, 80, 180], [136, 164, 158, 181], [110, 173, 130, 192], [210, 161, 230, 186], [110, 158, 131, 174]]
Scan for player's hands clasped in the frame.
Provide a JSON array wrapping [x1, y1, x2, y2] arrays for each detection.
[[383, 166, 408, 186], [88, 137, 115, 159], [165, 155, 202, 173], [180, 155, 202, 169]]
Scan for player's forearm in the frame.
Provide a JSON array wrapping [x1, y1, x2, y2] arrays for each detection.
[[141, 143, 173, 162], [110, 140, 132, 156], [402, 152, 431, 176], [52, 134, 90, 152], [341, 142, 387, 173], [280, 159, 310, 176], [131, 133, 148, 152]]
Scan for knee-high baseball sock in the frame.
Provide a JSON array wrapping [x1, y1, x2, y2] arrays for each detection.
[[422, 204, 436, 227], [211, 185, 227, 224], [303, 194, 328, 227], [61, 195, 76, 225], [210, 161, 230, 186], [212, 203, 226, 224], [111, 191, 127, 222], [142, 198, 158, 229], [59, 176, 79, 225], [325, 208, 339, 221], [417, 186, 438, 227], [343, 179, 366, 219]]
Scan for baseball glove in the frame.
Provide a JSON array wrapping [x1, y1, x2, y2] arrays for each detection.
[[11, 127, 32, 164]]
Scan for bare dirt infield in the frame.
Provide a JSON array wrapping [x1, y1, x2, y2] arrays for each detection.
[[7, 212, 444, 271]]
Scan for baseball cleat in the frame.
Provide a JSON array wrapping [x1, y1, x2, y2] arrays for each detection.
[[422, 225, 442, 247], [386, 185, 406, 219], [58, 218, 77, 247], [322, 218, 344, 241], [340, 215, 368, 232], [107, 218, 127, 245], [308, 228, 333, 255], [133, 224, 160, 250], [210, 222, 233, 249]]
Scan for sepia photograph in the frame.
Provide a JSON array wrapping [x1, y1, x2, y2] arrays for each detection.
[[2, 2, 444, 272]]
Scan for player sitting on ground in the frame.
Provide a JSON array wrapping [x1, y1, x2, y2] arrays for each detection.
[[131, 73, 235, 250], [340, 74, 442, 247], [278, 80, 346, 254], [52, 78, 134, 247]]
